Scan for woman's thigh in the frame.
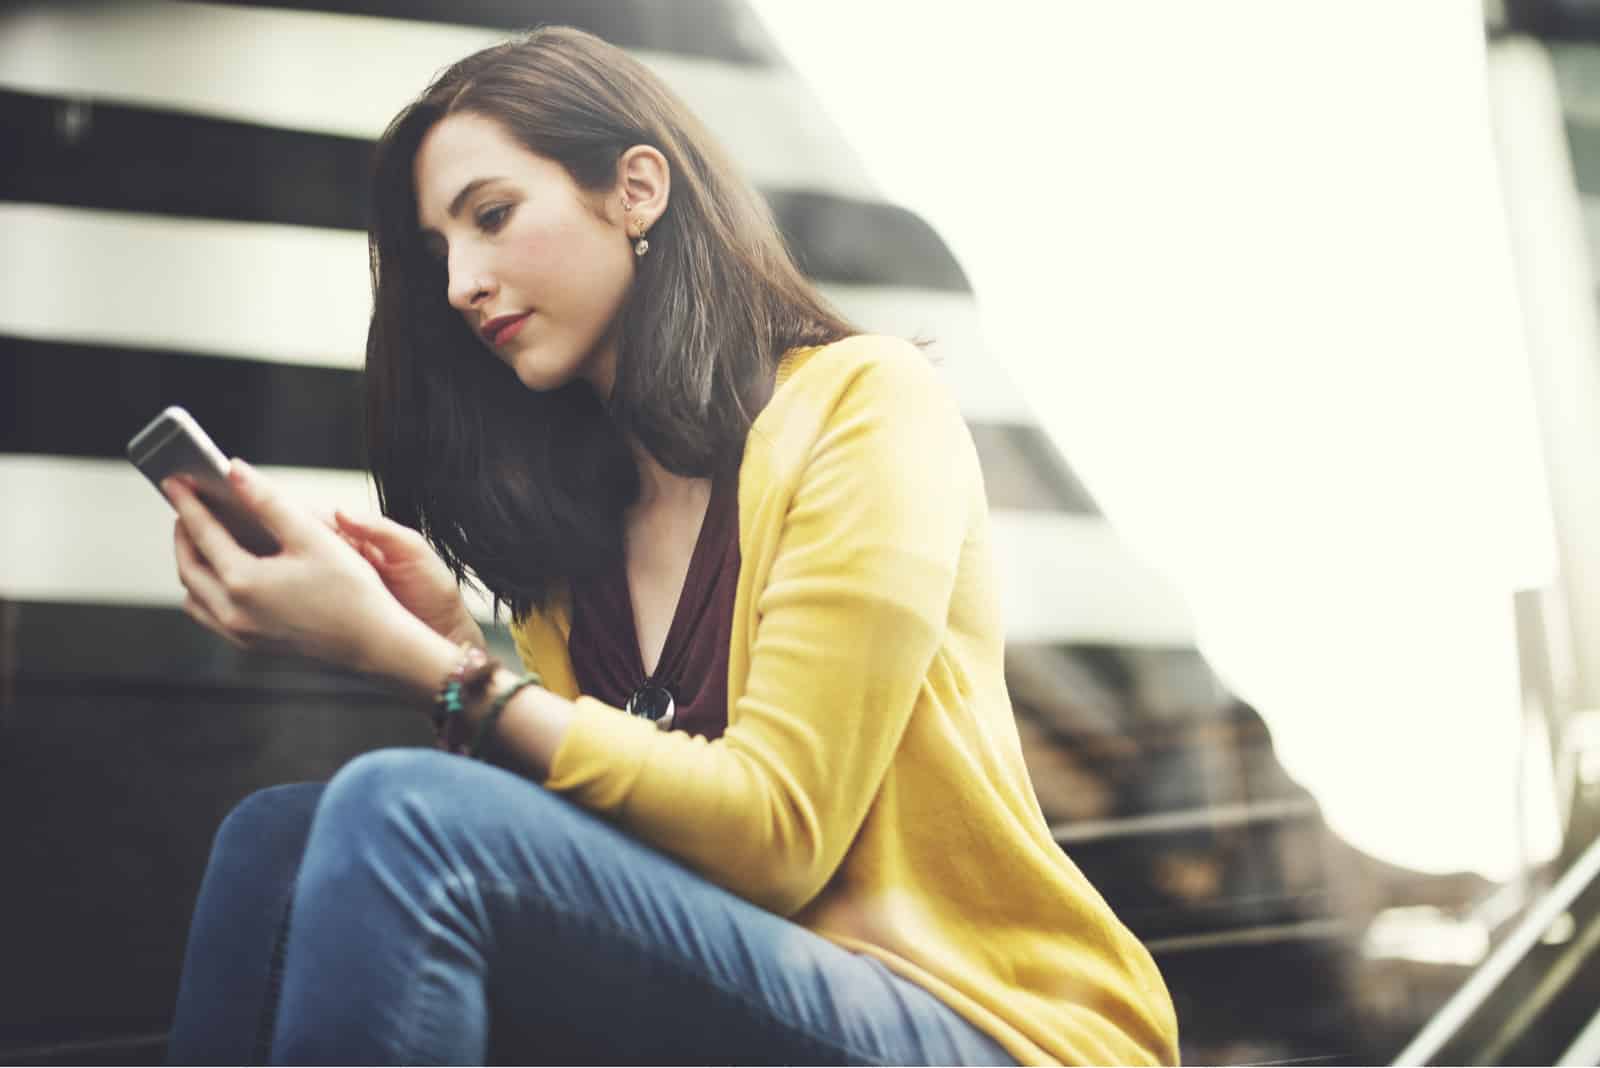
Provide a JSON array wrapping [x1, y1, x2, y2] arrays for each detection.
[[276, 748, 1013, 1065]]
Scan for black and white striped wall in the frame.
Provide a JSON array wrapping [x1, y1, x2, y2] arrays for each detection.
[[0, 1, 1197, 643], [0, 3, 1369, 1062]]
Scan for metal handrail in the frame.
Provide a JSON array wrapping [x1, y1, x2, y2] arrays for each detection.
[[1393, 832, 1600, 1064]]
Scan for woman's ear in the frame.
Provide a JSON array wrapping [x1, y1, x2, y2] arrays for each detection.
[[615, 145, 670, 232]]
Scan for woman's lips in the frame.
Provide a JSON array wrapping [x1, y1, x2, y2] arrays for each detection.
[[489, 313, 531, 346]]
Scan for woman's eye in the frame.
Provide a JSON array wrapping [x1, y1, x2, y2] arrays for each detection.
[[477, 204, 512, 232]]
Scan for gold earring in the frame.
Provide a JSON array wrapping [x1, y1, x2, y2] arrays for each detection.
[[634, 221, 650, 257]]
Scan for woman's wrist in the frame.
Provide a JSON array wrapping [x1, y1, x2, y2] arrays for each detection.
[[444, 611, 486, 649], [361, 606, 466, 698], [363, 609, 575, 778], [470, 667, 577, 779]]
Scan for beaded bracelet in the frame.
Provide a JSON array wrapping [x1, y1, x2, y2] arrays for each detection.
[[432, 643, 500, 751], [468, 672, 544, 762]]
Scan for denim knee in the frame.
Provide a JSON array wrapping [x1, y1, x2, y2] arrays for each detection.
[[310, 748, 471, 861], [319, 748, 458, 820], [211, 782, 324, 862], [308, 748, 584, 896]]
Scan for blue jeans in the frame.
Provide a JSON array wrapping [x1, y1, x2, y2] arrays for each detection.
[[168, 748, 1017, 1065]]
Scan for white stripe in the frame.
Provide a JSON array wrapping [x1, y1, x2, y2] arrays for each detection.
[[989, 511, 1196, 645], [1050, 797, 1317, 844], [1143, 919, 1349, 955], [0, 456, 379, 608], [1579, 194, 1600, 272], [0, 456, 1190, 644], [822, 284, 1031, 423], [0, 1, 875, 200], [0, 204, 1028, 422], [0, 204, 369, 366]]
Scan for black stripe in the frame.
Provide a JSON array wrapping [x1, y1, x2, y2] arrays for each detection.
[[1567, 117, 1600, 197], [1008, 641, 1251, 818], [1, 336, 365, 471], [0, 88, 969, 292], [0, 89, 373, 230], [6, 599, 522, 693], [195, 0, 781, 66], [1506, 0, 1600, 39], [968, 423, 1100, 514], [2, 335, 1089, 515], [1008, 641, 1226, 730], [2, 606, 433, 1050], [775, 189, 971, 292]]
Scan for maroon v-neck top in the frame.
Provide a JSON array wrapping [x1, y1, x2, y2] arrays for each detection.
[[567, 468, 740, 740]]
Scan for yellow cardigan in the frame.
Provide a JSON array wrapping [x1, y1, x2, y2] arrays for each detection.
[[511, 335, 1179, 1065]]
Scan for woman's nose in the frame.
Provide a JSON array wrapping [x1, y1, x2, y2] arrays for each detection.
[[446, 261, 496, 311]]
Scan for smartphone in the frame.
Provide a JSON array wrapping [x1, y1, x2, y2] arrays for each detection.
[[127, 406, 281, 556]]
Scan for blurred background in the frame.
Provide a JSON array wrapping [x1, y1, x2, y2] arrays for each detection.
[[4, 0, 1600, 1063]]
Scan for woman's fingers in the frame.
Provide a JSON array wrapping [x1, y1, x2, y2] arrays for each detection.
[[335, 510, 424, 555], [225, 459, 316, 550], [164, 477, 252, 585], [318, 509, 397, 571], [333, 509, 376, 534], [161, 468, 410, 673], [174, 519, 242, 639], [182, 592, 245, 649]]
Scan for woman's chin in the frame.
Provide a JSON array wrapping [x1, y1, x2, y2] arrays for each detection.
[[511, 352, 573, 393]]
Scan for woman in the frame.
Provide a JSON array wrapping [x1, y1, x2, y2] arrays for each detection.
[[165, 26, 1178, 1066]]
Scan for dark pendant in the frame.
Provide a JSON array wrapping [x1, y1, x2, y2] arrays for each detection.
[[626, 680, 676, 730]]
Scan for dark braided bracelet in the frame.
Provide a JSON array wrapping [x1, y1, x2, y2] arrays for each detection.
[[468, 672, 544, 762]]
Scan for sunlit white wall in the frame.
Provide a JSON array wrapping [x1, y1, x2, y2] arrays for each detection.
[[752, 1, 1563, 879]]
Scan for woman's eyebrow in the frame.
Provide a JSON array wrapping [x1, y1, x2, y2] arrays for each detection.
[[420, 177, 508, 238], [448, 177, 506, 218]]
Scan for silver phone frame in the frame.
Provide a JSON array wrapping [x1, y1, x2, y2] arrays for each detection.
[[128, 405, 231, 481], [127, 405, 280, 555]]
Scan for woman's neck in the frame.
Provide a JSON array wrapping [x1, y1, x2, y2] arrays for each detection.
[[630, 443, 707, 514]]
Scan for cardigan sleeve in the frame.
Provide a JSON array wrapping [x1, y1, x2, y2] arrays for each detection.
[[541, 344, 976, 916], [509, 588, 580, 701]]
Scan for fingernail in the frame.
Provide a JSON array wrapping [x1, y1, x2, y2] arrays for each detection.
[[230, 458, 253, 481]]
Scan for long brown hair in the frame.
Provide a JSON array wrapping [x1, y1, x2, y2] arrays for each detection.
[[365, 26, 857, 621]]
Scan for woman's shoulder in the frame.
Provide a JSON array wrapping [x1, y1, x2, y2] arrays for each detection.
[[759, 334, 954, 451], [777, 334, 949, 412], [758, 333, 969, 486], [786, 333, 930, 379]]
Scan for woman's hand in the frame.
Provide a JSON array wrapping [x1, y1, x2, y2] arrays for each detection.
[[165, 459, 421, 675], [331, 510, 483, 648]]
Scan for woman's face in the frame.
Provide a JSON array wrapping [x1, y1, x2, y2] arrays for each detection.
[[413, 113, 637, 395]]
